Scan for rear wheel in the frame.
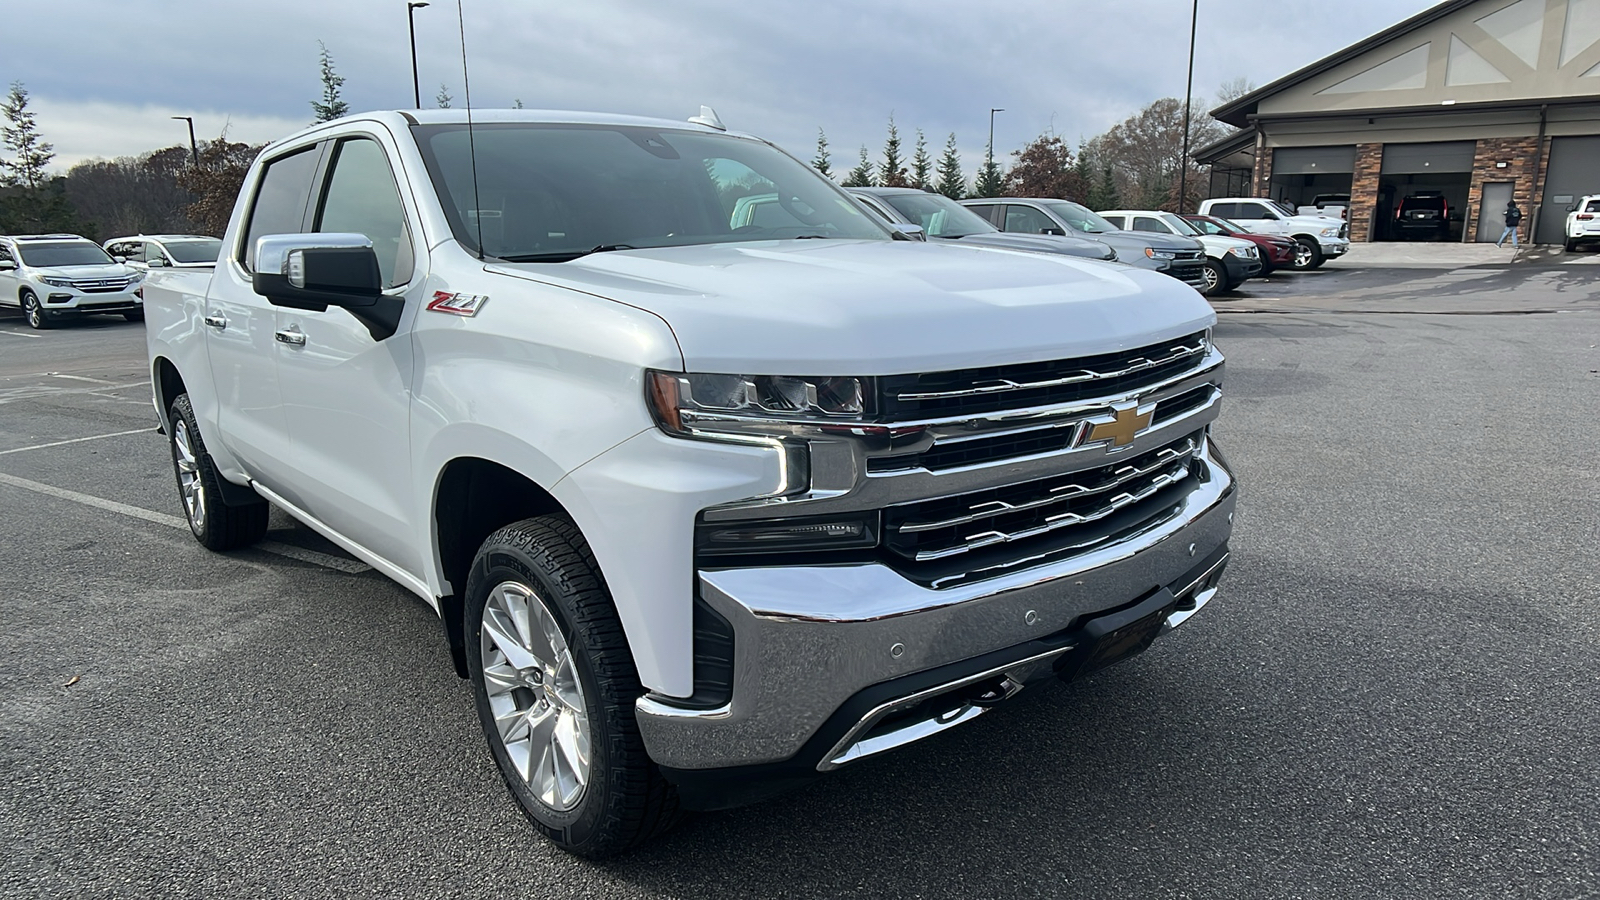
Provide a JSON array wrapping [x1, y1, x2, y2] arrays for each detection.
[[1290, 238, 1324, 270], [465, 516, 679, 858], [1566, 238, 1579, 252], [20, 291, 51, 330], [1197, 261, 1225, 296], [168, 393, 269, 550]]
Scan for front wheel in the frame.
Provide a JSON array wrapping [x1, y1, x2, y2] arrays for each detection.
[[20, 291, 51, 329], [1290, 238, 1324, 270], [1197, 261, 1225, 296], [465, 516, 679, 858], [168, 393, 269, 550]]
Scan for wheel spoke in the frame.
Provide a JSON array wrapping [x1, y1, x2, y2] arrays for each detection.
[[481, 607, 541, 672], [552, 710, 590, 790]]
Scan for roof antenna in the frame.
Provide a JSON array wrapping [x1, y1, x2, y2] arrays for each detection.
[[688, 106, 725, 131], [457, 0, 484, 259]]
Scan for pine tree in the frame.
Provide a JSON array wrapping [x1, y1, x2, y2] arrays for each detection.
[[842, 146, 875, 187], [879, 115, 908, 187], [310, 42, 349, 123], [0, 82, 54, 191], [513, 98, 524, 109], [436, 84, 453, 109], [911, 129, 932, 190], [812, 128, 832, 178], [935, 133, 965, 199], [973, 154, 1004, 198], [1088, 165, 1121, 211]]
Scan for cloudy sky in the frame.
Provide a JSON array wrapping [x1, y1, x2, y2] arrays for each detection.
[[12, 0, 1437, 173]]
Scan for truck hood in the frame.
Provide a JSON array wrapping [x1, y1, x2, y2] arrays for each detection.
[[489, 240, 1214, 375], [1084, 229, 1203, 254], [1286, 214, 1343, 230], [944, 231, 1115, 261]]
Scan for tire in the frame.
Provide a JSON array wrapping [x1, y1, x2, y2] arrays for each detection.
[[1197, 261, 1225, 296], [1290, 238, 1324, 271], [20, 291, 51, 330], [465, 516, 679, 858], [167, 393, 269, 551], [1565, 239, 1579, 253], [123, 310, 145, 322]]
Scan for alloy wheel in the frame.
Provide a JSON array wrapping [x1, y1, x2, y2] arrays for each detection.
[[1293, 243, 1314, 268], [480, 580, 592, 812], [23, 294, 42, 328], [172, 418, 207, 534], [1201, 265, 1221, 293]]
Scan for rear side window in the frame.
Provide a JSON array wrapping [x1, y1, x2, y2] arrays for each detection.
[[314, 137, 415, 288], [1099, 215, 1126, 229], [242, 144, 321, 271], [1132, 216, 1168, 233], [964, 204, 997, 224], [1209, 203, 1238, 218], [1003, 205, 1059, 235], [0, 243, 12, 263], [1586, 199, 1600, 213], [1236, 203, 1272, 219]]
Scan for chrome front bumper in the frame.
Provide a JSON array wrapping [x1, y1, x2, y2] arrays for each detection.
[[636, 441, 1236, 772]]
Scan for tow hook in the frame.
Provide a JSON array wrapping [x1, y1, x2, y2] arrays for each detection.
[[964, 676, 1024, 709]]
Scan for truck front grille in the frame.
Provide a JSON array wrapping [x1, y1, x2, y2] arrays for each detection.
[[878, 331, 1208, 420], [882, 432, 1205, 588]]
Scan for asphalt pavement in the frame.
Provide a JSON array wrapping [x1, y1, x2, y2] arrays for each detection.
[[1, 273, 1597, 899]]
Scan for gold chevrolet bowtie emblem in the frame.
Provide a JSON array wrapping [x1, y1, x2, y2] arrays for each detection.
[[1085, 405, 1153, 448]]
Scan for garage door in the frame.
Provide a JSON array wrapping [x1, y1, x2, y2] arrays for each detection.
[[1379, 142, 1476, 174], [1272, 146, 1356, 174], [1536, 136, 1600, 244]]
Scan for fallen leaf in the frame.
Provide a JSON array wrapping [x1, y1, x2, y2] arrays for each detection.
[[62, 675, 80, 687]]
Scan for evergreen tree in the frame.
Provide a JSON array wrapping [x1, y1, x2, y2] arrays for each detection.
[[935, 133, 965, 199], [973, 154, 1004, 198], [1088, 164, 1121, 211], [911, 129, 932, 190], [0, 82, 54, 191], [310, 42, 349, 123], [513, 98, 524, 109], [841, 146, 875, 187], [436, 84, 453, 108], [879, 115, 908, 187], [812, 128, 832, 178]]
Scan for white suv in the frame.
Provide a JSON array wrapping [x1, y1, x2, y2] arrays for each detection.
[[0, 234, 144, 328], [1196, 198, 1350, 270], [1098, 210, 1261, 295], [1564, 195, 1600, 252], [104, 234, 223, 272]]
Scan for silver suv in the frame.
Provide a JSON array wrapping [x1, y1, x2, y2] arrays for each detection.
[[0, 234, 144, 328], [103, 234, 223, 272]]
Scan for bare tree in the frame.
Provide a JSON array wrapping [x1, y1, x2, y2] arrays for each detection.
[[176, 135, 264, 236], [65, 146, 198, 240], [1086, 96, 1224, 210], [1003, 133, 1084, 200]]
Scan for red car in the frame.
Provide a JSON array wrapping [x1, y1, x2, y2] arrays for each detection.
[[1182, 215, 1299, 274]]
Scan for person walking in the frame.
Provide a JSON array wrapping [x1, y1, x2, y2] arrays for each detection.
[[1496, 200, 1524, 248]]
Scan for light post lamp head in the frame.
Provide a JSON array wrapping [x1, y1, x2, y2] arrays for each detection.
[[409, 2, 429, 8]]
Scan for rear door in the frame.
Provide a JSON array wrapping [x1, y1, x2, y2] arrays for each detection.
[[1228, 202, 1285, 235], [273, 131, 422, 571], [205, 140, 323, 488]]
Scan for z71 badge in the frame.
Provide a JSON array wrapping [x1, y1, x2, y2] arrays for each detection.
[[426, 291, 489, 316]]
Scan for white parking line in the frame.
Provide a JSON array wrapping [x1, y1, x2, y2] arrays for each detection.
[[0, 471, 371, 574], [0, 330, 42, 339], [0, 428, 154, 456]]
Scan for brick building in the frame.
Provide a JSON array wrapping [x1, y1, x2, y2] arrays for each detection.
[[1195, 0, 1600, 243]]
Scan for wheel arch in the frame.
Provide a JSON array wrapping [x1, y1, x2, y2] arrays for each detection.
[[152, 356, 186, 433]]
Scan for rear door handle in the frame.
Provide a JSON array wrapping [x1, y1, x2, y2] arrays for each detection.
[[274, 327, 306, 346], [203, 315, 227, 329]]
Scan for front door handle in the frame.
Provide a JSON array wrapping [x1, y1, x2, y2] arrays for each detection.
[[203, 315, 227, 329], [274, 327, 306, 346]]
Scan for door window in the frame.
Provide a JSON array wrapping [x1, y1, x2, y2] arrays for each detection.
[[1209, 203, 1238, 218], [1236, 202, 1273, 219], [1132, 216, 1169, 233], [314, 137, 415, 288], [0, 243, 12, 264], [1099, 215, 1127, 229], [1003, 205, 1060, 234], [143, 243, 169, 264], [242, 144, 322, 271], [964, 204, 997, 224]]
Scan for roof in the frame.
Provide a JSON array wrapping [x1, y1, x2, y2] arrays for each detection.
[[846, 187, 936, 196], [1192, 127, 1257, 166], [1210, 0, 1474, 127], [4, 234, 91, 241], [103, 234, 219, 243]]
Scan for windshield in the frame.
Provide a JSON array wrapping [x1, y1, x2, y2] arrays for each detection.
[[880, 192, 996, 238], [15, 242, 114, 267], [1160, 213, 1201, 236], [1042, 200, 1117, 234], [412, 123, 889, 261], [163, 239, 223, 264]]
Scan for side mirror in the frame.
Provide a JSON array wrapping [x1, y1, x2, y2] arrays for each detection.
[[1261, 212, 1279, 220], [889, 223, 926, 240], [112, 255, 128, 264], [0, 259, 15, 271], [1567, 205, 1576, 213], [145, 257, 167, 267], [253, 233, 400, 340], [1042, 227, 1066, 236]]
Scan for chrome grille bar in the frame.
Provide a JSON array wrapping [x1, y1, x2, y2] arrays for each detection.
[[896, 339, 1207, 402]]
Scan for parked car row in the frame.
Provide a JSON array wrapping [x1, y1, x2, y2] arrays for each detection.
[[0, 232, 220, 329]]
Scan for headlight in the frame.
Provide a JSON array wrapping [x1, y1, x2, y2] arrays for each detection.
[[1320, 226, 1339, 237], [647, 371, 871, 437], [1144, 248, 1177, 260], [126, 270, 145, 283], [40, 276, 75, 288]]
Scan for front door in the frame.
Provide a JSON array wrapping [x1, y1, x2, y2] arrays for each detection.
[[273, 133, 421, 573], [1476, 182, 1514, 243], [204, 141, 323, 487]]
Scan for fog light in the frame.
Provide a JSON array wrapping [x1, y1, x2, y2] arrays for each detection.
[[47, 293, 74, 304]]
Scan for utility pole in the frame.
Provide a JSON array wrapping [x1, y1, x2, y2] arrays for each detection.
[[988, 107, 1005, 165], [171, 116, 198, 166], [1178, 0, 1199, 213], [408, 2, 431, 109]]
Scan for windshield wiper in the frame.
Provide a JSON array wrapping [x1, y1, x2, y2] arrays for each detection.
[[500, 244, 638, 263], [791, 234, 833, 239]]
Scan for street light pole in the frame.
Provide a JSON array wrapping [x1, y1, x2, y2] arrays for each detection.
[[171, 116, 198, 167], [1178, 0, 1198, 213], [408, 2, 431, 109], [988, 107, 1005, 164]]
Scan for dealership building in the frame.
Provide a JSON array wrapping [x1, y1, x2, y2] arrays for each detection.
[[1197, 0, 1600, 243]]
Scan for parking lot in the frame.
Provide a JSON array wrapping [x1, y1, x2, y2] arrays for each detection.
[[2, 257, 1598, 899]]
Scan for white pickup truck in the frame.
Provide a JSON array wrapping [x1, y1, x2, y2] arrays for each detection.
[[1196, 197, 1350, 270], [142, 108, 1236, 857]]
